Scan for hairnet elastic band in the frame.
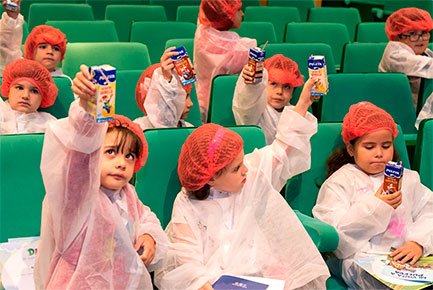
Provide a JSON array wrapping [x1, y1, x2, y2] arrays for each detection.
[[207, 127, 226, 160]]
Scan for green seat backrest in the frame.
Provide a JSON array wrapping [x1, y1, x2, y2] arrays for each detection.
[[414, 119, 433, 190], [23, 21, 29, 44], [115, 70, 145, 121], [356, 22, 387, 43], [0, 134, 45, 242], [208, 75, 238, 126], [321, 73, 417, 134], [268, 0, 315, 22], [244, 6, 300, 42], [308, 7, 361, 42], [45, 20, 119, 42], [184, 84, 203, 127], [265, 43, 336, 78], [86, 0, 149, 20], [230, 22, 277, 46], [176, 5, 199, 24], [341, 43, 387, 73], [286, 122, 410, 217], [150, 0, 201, 21], [165, 38, 194, 62], [418, 78, 433, 113], [19, 0, 85, 21], [105, 5, 167, 42], [62, 42, 151, 78], [130, 21, 196, 64], [28, 3, 94, 30], [135, 125, 266, 227], [39, 77, 75, 119], [284, 23, 350, 69]]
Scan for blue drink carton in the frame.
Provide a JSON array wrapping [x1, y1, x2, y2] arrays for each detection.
[[170, 46, 196, 86], [5, 0, 18, 11], [308, 55, 329, 96], [88, 65, 116, 123], [248, 47, 266, 83], [383, 161, 404, 195]]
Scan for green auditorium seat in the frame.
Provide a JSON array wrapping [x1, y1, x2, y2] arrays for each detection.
[[28, 3, 94, 30], [184, 84, 202, 127], [268, 0, 315, 22], [230, 22, 277, 46], [86, 0, 149, 20], [207, 75, 238, 126], [45, 20, 119, 42], [284, 23, 350, 69], [308, 7, 361, 42], [417, 78, 433, 114], [0, 133, 45, 242], [165, 38, 194, 62], [243, 6, 301, 42], [105, 5, 167, 42], [150, 0, 201, 21], [23, 21, 29, 44], [176, 5, 199, 24], [40, 77, 75, 119], [341, 43, 387, 73], [130, 21, 196, 64], [413, 119, 433, 190], [62, 42, 151, 78], [19, 0, 85, 21], [356, 22, 387, 43], [372, 0, 432, 22]]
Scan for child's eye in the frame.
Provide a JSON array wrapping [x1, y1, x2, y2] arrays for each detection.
[[31, 88, 40, 94], [382, 144, 391, 149], [283, 84, 291, 90], [270, 82, 277, 87], [364, 145, 374, 150], [14, 85, 24, 90], [105, 149, 116, 155], [39, 44, 46, 49], [53, 46, 60, 51], [126, 153, 136, 160]]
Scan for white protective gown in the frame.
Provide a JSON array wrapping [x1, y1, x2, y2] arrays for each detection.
[[379, 41, 433, 108], [416, 92, 433, 129], [0, 98, 56, 134], [134, 68, 193, 130], [193, 23, 256, 121], [155, 107, 330, 290], [313, 163, 433, 289], [233, 68, 293, 145], [34, 100, 168, 290]]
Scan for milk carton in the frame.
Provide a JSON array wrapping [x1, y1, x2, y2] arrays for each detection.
[[308, 55, 329, 97], [88, 65, 116, 123], [248, 47, 266, 83], [170, 46, 196, 86], [5, 0, 18, 11], [383, 161, 404, 195]]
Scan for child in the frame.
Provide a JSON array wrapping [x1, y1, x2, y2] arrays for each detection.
[[135, 47, 194, 130], [34, 69, 168, 289], [194, 0, 256, 122], [233, 54, 305, 144], [154, 78, 330, 290], [312, 102, 433, 289], [0, 0, 68, 77], [0, 58, 57, 134], [379, 7, 433, 109]]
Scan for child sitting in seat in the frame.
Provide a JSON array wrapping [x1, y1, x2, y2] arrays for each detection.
[[154, 77, 329, 290], [0, 58, 57, 134], [134, 47, 194, 130], [194, 0, 256, 122], [313, 102, 433, 289], [233, 54, 313, 144]]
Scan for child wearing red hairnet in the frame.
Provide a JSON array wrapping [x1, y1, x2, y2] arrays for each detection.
[[313, 102, 433, 289], [34, 71, 168, 289], [154, 85, 330, 290], [0, 0, 68, 77], [194, 0, 256, 122], [379, 7, 433, 110], [134, 47, 194, 130], [233, 54, 313, 144], [0, 58, 57, 134]]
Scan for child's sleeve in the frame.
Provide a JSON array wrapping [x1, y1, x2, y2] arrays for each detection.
[[144, 68, 187, 128], [40, 100, 107, 252], [232, 68, 268, 126], [0, 12, 23, 76]]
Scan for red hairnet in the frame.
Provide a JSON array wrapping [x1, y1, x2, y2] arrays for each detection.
[[108, 115, 148, 173], [24, 25, 67, 62], [264, 54, 304, 87], [341, 102, 399, 143], [198, 0, 242, 31], [385, 8, 433, 41], [178, 123, 243, 191], [1, 58, 58, 108]]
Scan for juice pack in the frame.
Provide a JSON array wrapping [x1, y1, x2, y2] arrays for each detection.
[[383, 161, 404, 195], [88, 65, 116, 123], [308, 55, 329, 97], [170, 46, 196, 86], [248, 47, 266, 83], [5, 0, 18, 11]]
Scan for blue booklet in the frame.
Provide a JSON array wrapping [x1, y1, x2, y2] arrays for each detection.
[[213, 275, 269, 290]]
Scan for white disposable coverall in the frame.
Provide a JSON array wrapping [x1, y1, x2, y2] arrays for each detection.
[[34, 100, 168, 289], [155, 107, 330, 290], [313, 163, 433, 289]]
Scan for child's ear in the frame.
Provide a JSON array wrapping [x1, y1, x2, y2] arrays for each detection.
[[207, 177, 215, 187], [345, 142, 354, 157]]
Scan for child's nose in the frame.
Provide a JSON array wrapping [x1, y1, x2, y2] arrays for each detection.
[[115, 156, 126, 169], [22, 89, 30, 99]]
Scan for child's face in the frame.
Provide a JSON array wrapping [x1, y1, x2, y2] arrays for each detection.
[[266, 81, 294, 111], [181, 93, 194, 120], [33, 43, 62, 72], [398, 30, 430, 55], [208, 150, 248, 193], [346, 129, 394, 175], [100, 130, 136, 191], [231, 8, 244, 29], [8, 80, 42, 113]]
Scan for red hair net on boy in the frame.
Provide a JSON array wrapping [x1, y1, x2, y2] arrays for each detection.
[[108, 115, 148, 173], [135, 63, 193, 115], [264, 54, 304, 87], [341, 102, 399, 143], [1, 58, 58, 108], [385, 8, 433, 41], [198, 0, 242, 31], [178, 123, 243, 191], [24, 25, 67, 62]]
